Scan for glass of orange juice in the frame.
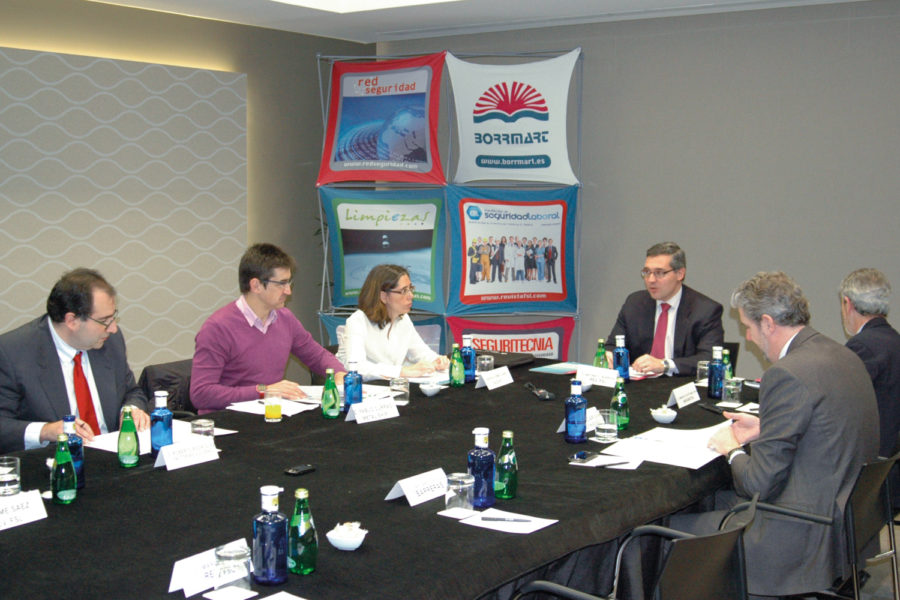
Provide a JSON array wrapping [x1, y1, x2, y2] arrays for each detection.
[[263, 392, 282, 423]]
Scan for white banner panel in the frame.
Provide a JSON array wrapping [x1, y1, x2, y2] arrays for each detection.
[[446, 49, 580, 184]]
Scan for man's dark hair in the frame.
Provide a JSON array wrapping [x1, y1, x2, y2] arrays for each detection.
[[238, 243, 296, 293], [46, 268, 116, 323], [646, 241, 686, 271]]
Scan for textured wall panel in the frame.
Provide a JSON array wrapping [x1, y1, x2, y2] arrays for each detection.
[[0, 47, 247, 376]]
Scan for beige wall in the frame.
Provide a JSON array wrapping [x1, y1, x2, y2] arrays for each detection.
[[1, 0, 370, 381], [381, 0, 900, 378]]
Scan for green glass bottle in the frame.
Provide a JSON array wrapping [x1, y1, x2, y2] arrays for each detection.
[[495, 430, 518, 500], [321, 369, 340, 419], [287, 488, 317, 575], [51, 433, 77, 504], [723, 348, 733, 380], [117, 406, 140, 468], [610, 377, 630, 431], [593, 338, 609, 369], [449, 343, 464, 387]]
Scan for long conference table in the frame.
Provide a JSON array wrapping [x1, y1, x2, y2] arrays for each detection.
[[0, 362, 743, 599]]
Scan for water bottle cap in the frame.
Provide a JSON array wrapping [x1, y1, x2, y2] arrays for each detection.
[[502, 430, 513, 438], [616, 335, 625, 345], [260, 485, 283, 496], [294, 488, 309, 499], [63, 415, 75, 423], [472, 427, 489, 435], [57, 433, 69, 442]]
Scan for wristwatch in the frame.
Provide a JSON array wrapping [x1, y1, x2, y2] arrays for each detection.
[[256, 384, 267, 398], [727, 447, 747, 465]]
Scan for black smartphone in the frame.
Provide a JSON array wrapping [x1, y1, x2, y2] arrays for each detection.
[[524, 382, 555, 401], [284, 464, 316, 476], [568, 451, 599, 463]]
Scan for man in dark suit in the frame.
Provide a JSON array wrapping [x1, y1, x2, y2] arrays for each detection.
[[699, 271, 879, 598], [840, 268, 900, 505], [545, 239, 558, 284], [0, 268, 148, 453], [606, 241, 723, 376]]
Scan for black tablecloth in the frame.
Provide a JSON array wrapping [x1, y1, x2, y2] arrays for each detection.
[[0, 367, 742, 599]]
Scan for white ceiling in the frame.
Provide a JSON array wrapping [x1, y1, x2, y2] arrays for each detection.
[[89, 0, 868, 43]]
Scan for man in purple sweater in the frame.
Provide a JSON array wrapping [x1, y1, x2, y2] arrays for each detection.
[[191, 243, 345, 413]]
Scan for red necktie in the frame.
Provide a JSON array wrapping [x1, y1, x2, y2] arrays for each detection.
[[650, 303, 670, 359], [73, 351, 101, 435]]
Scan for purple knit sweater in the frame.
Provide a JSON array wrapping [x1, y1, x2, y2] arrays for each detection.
[[190, 301, 343, 413]]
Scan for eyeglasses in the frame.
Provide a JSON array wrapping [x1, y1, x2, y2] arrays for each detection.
[[87, 309, 119, 331], [262, 278, 293, 288], [387, 286, 416, 296], [640, 269, 675, 280]]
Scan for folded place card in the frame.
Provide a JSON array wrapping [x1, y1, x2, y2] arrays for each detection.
[[154, 436, 219, 471], [384, 467, 447, 506], [575, 365, 619, 389], [668, 381, 701, 408], [474, 366, 514, 390], [0, 490, 47, 532], [169, 537, 247, 598], [346, 397, 400, 423]]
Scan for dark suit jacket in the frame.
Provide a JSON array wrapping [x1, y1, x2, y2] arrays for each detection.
[[606, 285, 724, 375], [0, 315, 147, 453], [730, 327, 879, 596], [846, 317, 900, 457]]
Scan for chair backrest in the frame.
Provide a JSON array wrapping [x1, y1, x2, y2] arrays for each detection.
[[845, 455, 898, 561], [656, 496, 756, 600], [138, 359, 194, 413]]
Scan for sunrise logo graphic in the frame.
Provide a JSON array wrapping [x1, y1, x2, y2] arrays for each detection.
[[473, 82, 549, 124]]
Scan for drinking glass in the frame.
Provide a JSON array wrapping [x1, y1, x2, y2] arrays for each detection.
[[0, 456, 21, 496]]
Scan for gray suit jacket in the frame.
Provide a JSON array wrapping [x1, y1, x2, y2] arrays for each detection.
[[730, 327, 879, 596], [0, 315, 147, 453]]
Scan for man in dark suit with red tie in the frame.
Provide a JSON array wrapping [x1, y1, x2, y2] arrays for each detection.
[[605, 242, 724, 376], [0, 268, 148, 453]]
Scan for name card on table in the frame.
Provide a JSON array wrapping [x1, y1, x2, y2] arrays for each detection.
[[575, 365, 619, 389], [556, 406, 600, 434], [475, 366, 514, 390], [668, 382, 701, 409], [346, 397, 400, 424], [384, 467, 447, 506], [154, 436, 219, 471], [0, 490, 47, 532], [169, 537, 248, 598]]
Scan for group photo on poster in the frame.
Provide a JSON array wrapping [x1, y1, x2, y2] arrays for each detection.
[[319, 187, 445, 314], [447, 185, 577, 315]]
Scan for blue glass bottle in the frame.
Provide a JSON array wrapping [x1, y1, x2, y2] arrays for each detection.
[[565, 380, 588, 443], [613, 335, 630, 381], [467, 427, 495, 508], [150, 391, 173, 458], [62, 415, 84, 490], [343, 361, 362, 413], [461, 334, 476, 383], [708, 346, 725, 400], [252, 485, 288, 585]]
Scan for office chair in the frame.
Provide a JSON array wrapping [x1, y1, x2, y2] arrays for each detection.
[[513, 495, 758, 600], [732, 454, 900, 600], [137, 358, 195, 418]]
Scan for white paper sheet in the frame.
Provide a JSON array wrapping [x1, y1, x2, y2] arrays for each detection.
[[459, 508, 557, 534], [601, 421, 731, 469], [84, 419, 234, 455]]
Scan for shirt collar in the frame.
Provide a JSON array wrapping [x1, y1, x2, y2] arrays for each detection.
[[47, 318, 79, 363], [778, 330, 802, 360], [658, 286, 683, 313], [236, 295, 277, 333]]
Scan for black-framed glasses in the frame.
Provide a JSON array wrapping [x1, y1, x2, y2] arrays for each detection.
[[262, 278, 293, 288], [387, 286, 416, 296], [87, 309, 119, 331], [640, 269, 675, 280]]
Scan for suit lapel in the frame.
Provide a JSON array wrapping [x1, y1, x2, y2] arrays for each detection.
[[36, 318, 71, 421], [672, 286, 692, 354]]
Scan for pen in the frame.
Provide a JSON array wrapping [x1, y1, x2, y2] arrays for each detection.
[[600, 461, 630, 468], [482, 517, 531, 522]]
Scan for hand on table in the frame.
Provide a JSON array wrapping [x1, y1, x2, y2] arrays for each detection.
[[722, 411, 760, 445], [632, 353, 666, 375], [266, 379, 308, 400], [401, 361, 439, 378], [129, 407, 150, 431], [432, 356, 450, 371]]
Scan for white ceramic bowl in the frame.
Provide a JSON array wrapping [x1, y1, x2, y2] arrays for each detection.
[[420, 383, 442, 397], [326, 526, 367, 551], [650, 408, 677, 424]]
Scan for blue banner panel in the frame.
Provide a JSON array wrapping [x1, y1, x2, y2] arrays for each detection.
[[320, 187, 445, 314], [446, 185, 577, 315]]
